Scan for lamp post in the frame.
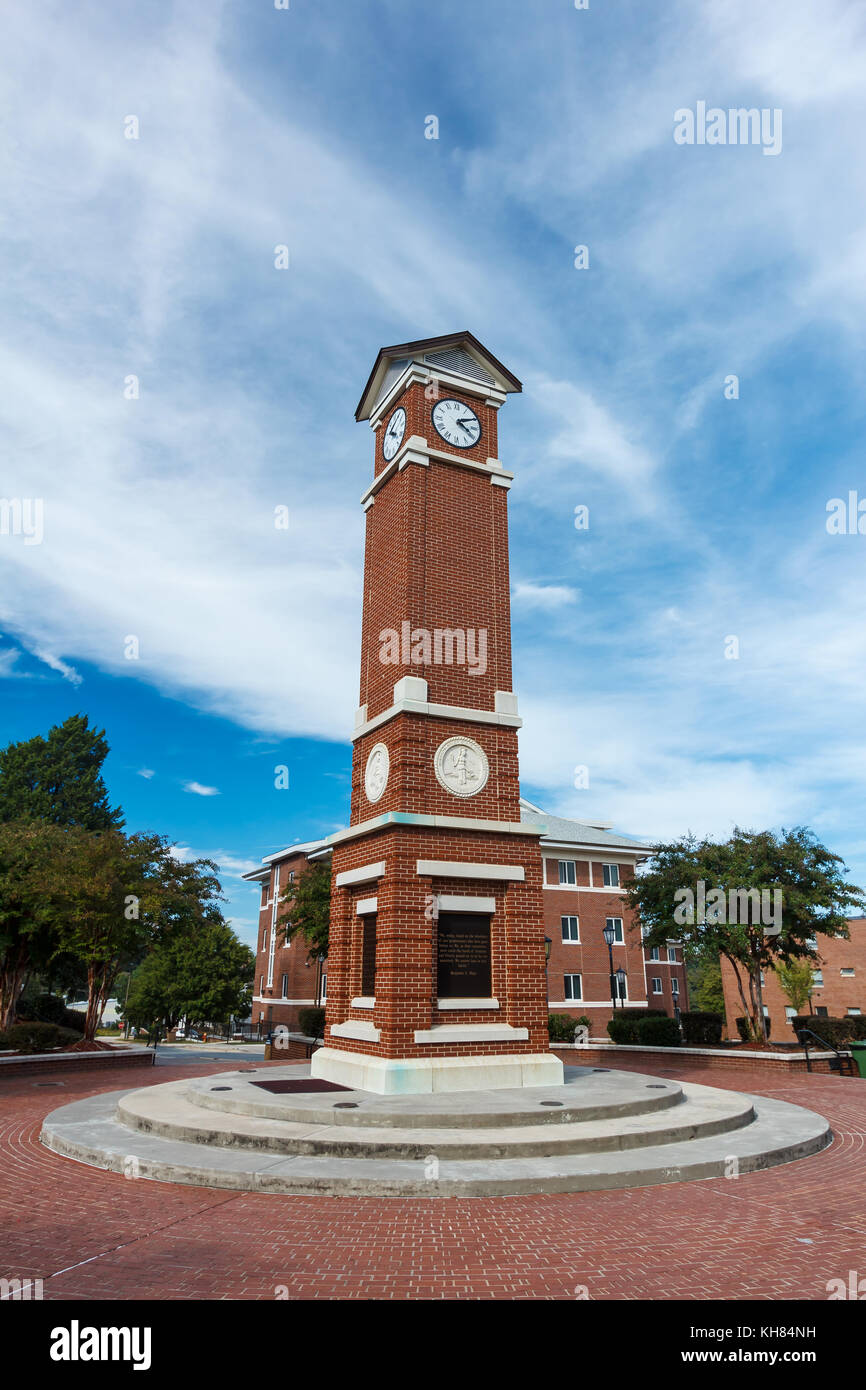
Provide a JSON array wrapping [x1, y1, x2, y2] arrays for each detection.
[[615, 966, 627, 1009], [544, 936, 552, 1004], [602, 923, 617, 1015]]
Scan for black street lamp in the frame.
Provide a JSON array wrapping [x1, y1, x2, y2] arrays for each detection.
[[602, 923, 617, 1013], [615, 966, 627, 1008], [544, 936, 552, 1004]]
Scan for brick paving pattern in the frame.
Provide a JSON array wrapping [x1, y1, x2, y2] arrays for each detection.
[[1, 1057, 863, 1300]]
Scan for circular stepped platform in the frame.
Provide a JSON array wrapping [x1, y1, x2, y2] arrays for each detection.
[[40, 1064, 832, 1197]]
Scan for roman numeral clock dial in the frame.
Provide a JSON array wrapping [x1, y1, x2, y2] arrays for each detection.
[[382, 406, 406, 462], [431, 397, 482, 449]]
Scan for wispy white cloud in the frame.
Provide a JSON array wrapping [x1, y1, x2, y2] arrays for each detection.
[[183, 782, 220, 798]]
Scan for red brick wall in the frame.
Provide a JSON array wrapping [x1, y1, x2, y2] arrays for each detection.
[[721, 918, 866, 1041]]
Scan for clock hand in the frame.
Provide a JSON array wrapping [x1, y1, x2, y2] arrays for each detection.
[[457, 417, 476, 429]]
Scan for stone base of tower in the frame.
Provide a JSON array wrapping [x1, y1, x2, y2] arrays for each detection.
[[310, 1046, 564, 1095]]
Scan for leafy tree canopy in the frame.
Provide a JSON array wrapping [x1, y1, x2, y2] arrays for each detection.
[[0, 714, 123, 830], [278, 860, 330, 958]]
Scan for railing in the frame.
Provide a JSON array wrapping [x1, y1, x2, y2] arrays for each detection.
[[796, 1028, 854, 1076]]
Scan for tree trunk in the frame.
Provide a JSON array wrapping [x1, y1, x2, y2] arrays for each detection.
[[0, 944, 30, 1032]]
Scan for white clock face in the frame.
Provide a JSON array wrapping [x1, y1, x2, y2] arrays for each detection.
[[382, 407, 406, 461], [431, 398, 482, 450]]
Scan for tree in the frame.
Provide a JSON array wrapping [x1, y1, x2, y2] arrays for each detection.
[[49, 831, 225, 1040], [776, 958, 816, 1017], [0, 714, 123, 830], [124, 919, 254, 1033], [0, 821, 71, 1030], [627, 827, 864, 1044], [687, 954, 726, 1015], [278, 860, 330, 958]]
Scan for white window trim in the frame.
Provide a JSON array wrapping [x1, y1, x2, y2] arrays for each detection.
[[563, 973, 583, 1002]]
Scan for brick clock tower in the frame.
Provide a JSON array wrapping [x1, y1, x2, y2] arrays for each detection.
[[311, 332, 564, 1095]]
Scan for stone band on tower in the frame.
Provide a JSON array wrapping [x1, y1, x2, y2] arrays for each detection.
[[311, 332, 564, 1094]]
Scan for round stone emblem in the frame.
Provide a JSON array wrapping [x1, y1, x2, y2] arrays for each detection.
[[433, 736, 489, 798], [364, 742, 390, 803]]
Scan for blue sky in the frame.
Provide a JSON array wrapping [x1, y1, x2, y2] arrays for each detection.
[[2, 0, 866, 947]]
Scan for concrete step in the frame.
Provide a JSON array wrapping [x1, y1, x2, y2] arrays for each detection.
[[117, 1077, 755, 1159], [41, 1087, 831, 1196], [184, 1063, 685, 1128]]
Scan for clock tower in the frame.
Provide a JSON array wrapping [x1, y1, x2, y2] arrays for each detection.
[[311, 332, 564, 1094]]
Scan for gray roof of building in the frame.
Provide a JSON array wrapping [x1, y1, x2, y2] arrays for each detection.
[[522, 804, 653, 853]]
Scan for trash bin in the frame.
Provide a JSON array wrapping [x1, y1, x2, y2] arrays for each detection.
[[850, 1041, 866, 1078]]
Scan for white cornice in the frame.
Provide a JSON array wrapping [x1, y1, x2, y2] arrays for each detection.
[[323, 811, 546, 849], [352, 695, 522, 741], [359, 435, 513, 508], [369, 362, 507, 430]]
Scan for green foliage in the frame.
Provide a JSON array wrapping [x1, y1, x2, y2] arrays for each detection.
[[627, 827, 864, 1045], [0, 821, 75, 1030], [636, 1015, 681, 1047], [280, 861, 330, 957], [735, 1015, 766, 1043], [548, 1013, 582, 1041], [688, 954, 726, 1014], [298, 1007, 326, 1038], [0, 1021, 81, 1053], [607, 1015, 639, 1043], [0, 714, 122, 830], [793, 1014, 866, 1046], [679, 1010, 723, 1045], [776, 959, 816, 1015], [124, 918, 254, 1032], [18, 992, 85, 1033]]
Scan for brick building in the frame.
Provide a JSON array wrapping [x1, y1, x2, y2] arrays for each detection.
[[720, 917, 866, 1040], [245, 802, 689, 1038]]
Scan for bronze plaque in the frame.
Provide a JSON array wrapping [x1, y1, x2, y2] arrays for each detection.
[[437, 913, 491, 998]]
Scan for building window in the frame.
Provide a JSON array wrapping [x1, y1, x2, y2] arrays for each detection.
[[641, 924, 650, 940], [841, 968, 855, 977], [816, 1006, 828, 1017], [603, 864, 620, 888], [564, 974, 582, 1001], [785, 1006, 797, 1019], [812, 970, 824, 987], [281, 973, 288, 998], [650, 946, 660, 961], [667, 946, 677, 963], [260, 884, 268, 907], [321, 974, 327, 1002], [260, 976, 265, 994], [558, 860, 576, 886], [847, 1006, 862, 1016], [289, 870, 295, 885], [606, 917, 624, 945], [651, 977, 663, 994], [671, 978, 679, 997], [561, 915, 580, 942]]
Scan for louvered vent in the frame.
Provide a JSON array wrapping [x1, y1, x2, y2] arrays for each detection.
[[422, 347, 496, 386]]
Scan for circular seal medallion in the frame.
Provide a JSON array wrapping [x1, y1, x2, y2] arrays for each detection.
[[364, 742, 390, 804], [433, 735, 489, 798]]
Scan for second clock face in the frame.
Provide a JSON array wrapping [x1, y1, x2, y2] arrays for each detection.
[[431, 398, 482, 450], [382, 407, 406, 461]]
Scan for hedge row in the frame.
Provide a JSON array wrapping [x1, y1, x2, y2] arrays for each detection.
[[679, 1011, 723, 1045], [607, 1013, 681, 1047], [793, 1014, 866, 1047], [19, 993, 85, 1033]]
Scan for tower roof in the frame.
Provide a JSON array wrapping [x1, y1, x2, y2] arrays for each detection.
[[355, 330, 522, 421]]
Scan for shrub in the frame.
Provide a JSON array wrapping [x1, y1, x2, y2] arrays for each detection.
[[636, 1015, 681, 1047], [607, 1015, 639, 1044], [680, 1011, 723, 1045], [2, 1022, 82, 1054], [618, 1008, 667, 1020], [298, 1007, 326, 1039], [17, 994, 86, 1033], [548, 1013, 579, 1042], [793, 1015, 866, 1047]]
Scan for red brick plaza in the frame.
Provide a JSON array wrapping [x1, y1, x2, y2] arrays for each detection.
[[3, 1056, 864, 1301]]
